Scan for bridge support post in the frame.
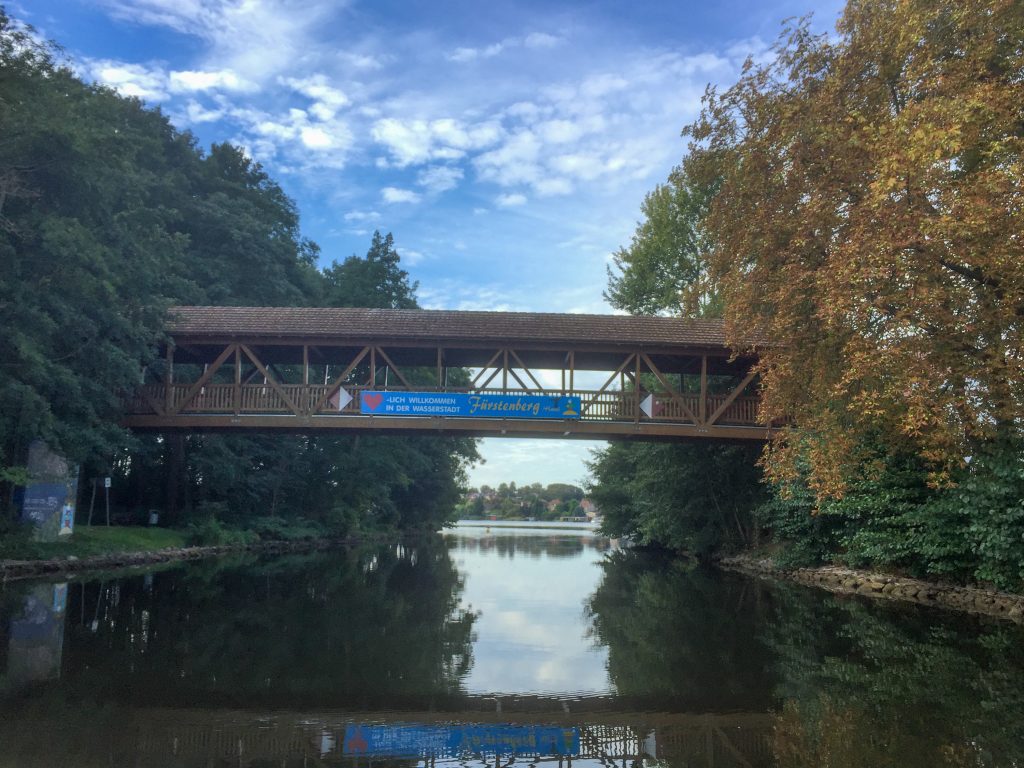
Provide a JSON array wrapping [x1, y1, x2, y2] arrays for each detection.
[[699, 355, 707, 424], [634, 353, 641, 424], [233, 346, 241, 415], [19, 440, 78, 541], [164, 345, 174, 413]]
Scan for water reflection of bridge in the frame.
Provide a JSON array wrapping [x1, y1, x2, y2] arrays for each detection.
[[0, 703, 775, 768], [448, 531, 616, 558]]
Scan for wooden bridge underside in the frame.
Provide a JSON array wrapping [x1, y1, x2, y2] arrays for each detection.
[[124, 308, 775, 442]]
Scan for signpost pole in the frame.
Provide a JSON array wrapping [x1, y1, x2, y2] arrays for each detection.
[[104, 477, 111, 526], [87, 479, 97, 526]]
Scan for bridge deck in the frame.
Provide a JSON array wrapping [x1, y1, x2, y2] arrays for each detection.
[[124, 307, 775, 441]]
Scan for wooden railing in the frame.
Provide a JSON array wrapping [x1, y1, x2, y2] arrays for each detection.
[[126, 384, 763, 426]]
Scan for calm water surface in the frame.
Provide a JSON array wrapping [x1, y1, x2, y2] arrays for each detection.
[[1, 521, 1023, 767]]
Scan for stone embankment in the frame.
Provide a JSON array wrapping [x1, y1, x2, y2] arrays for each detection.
[[719, 554, 1024, 624], [0, 538, 344, 582]]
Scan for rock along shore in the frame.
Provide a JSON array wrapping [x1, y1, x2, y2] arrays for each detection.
[[0, 538, 352, 582], [719, 554, 1024, 624]]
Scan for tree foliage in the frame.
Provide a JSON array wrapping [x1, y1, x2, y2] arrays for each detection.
[[588, 442, 765, 555], [605, 174, 720, 317], [590, 162, 765, 555], [758, 436, 1024, 589], [0, 10, 477, 534], [684, 0, 1024, 496]]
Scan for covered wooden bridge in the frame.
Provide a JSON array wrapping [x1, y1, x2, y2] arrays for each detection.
[[123, 306, 775, 441]]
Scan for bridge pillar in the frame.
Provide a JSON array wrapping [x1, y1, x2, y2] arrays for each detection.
[[19, 439, 78, 541]]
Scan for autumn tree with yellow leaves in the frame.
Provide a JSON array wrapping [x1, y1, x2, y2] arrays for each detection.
[[684, 0, 1024, 497]]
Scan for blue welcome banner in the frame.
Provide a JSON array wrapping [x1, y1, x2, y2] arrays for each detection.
[[342, 723, 580, 757], [360, 391, 581, 420]]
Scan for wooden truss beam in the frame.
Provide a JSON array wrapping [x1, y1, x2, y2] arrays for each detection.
[[375, 347, 413, 389], [311, 346, 370, 414], [471, 349, 503, 388], [509, 349, 545, 391], [582, 353, 636, 416], [640, 352, 700, 425], [706, 369, 759, 426], [240, 344, 302, 416], [169, 343, 237, 415]]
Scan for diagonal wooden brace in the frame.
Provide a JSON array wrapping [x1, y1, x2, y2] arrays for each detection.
[[706, 369, 758, 426], [582, 353, 637, 415], [375, 347, 413, 389], [509, 349, 545, 391], [310, 346, 370, 414], [471, 349, 504, 388], [170, 343, 237, 415], [240, 344, 302, 416], [640, 352, 701, 424]]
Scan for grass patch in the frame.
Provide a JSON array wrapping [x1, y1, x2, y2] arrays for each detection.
[[1, 526, 187, 560]]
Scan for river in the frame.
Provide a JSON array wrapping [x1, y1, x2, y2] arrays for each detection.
[[1, 521, 1023, 766]]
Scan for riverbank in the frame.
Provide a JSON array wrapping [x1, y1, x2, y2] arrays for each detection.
[[719, 553, 1024, 624], [0, 536, 351, 582]]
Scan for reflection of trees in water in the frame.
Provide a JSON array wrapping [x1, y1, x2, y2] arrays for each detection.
[[586, 549, 778, 711], [588, 550, 1024, 766], [762, 583, 1024, 766], [44, 540, 476, 709], [449, 533, 611, 559]]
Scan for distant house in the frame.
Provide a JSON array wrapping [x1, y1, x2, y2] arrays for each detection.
[[580, 499, 599, 520]]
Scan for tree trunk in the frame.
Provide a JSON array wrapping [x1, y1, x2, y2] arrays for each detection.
[[164, 433, 185, 525]]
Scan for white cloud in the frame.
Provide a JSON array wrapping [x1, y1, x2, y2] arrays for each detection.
[[535, 177, 573, 196], [97, 0, 337, 83], [372, 117, 502, 167], [447, 32, 563, 64], [281, 73, 349, 119], [468, 438, 596, 488], [338, 51, 383, 70], [524, 32, 562, 49], [300, 125, 334, 149], [447, 42, 505, 63], [230, 103, 352, 167], [535, 118, 584, 144], [183, 100, 224, 123], [475, 130, 542, 187], [169, 68, 254, 93], [417, 165, 464, 193], [381, 186, 421, 204], [88, 59, 168, 100], [496, 193, 527, 207], [402, 248, 425, 266], [372, 119, 441, 166], [343, 210, 381, 222]]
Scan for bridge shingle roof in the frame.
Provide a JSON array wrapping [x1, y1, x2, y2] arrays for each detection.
[[167, 306, 746, 350]]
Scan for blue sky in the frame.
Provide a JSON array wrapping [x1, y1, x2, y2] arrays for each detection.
[[18, 0, 843, 489]]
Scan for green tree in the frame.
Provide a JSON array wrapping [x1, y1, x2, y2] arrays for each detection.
[[589, 442, 765, 555], [322, 230, 418, 309], [606, 175, 721, 317], [589, 165, 765, 554], [0, 12, 191, 473], [0, 11, 477, 538]]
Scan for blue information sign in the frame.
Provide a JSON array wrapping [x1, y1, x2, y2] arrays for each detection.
[[360, 391, 581, 419], [342, 723, 580, 757]]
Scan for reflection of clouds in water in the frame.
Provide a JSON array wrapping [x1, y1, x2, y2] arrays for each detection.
[[453, 530, 611, 696]]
